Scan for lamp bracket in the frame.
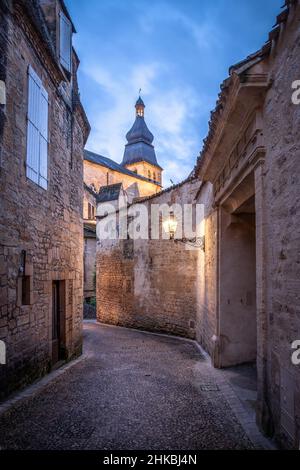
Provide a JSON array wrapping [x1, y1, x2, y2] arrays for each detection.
[[175, 236, 205, 251]]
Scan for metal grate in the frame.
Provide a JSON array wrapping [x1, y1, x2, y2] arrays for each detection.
[[200, 383, 220, 392]]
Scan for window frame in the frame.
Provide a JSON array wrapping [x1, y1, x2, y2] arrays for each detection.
[[59, 11, 72, 73], [88, 202, 95, 220], [26, 66, 49, 190]]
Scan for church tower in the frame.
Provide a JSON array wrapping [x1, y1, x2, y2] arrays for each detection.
[[122, 97, 163, 187]]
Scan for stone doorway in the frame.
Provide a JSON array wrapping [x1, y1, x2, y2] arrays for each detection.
[[51, 280, 66, 365], [217, 172, 257, 369]]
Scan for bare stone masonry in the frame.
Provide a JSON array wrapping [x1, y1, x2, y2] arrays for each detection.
[[0, 0, 90, 399], [97, 178, 203, 339]]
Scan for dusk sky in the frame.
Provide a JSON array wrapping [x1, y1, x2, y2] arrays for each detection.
[[65, 0, 282, 187]]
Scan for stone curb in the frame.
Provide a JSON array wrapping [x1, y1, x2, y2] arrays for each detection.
[[187, 339, 277, 450]]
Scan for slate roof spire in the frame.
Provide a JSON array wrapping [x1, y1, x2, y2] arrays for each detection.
[[122, 96, 162, 169]]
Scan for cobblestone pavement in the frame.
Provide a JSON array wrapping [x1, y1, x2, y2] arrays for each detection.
[[0, 321, 265, 450]]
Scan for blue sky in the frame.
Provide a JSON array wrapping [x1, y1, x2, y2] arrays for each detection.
[[66, 0, 282, 187]]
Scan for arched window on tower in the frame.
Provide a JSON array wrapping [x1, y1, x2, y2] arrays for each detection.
[[148, 170, 151, 180], [153, 172, 156, 181], [88, 203, 95, 220], [135, 96, 145, 118]]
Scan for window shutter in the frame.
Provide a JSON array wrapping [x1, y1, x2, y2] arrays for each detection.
[[60, 12, 72, 72], [26, 67, 42, 185], [26, 66, 48, 189], [39, 85, 48, 189]]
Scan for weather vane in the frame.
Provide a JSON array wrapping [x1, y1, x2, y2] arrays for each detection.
[[139, 88, 142, 97]]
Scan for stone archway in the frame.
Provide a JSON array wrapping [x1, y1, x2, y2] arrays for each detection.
[[217, 172, 257, 368]]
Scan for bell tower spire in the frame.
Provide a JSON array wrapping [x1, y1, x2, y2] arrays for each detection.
[[135, 93, 145, 117], [122, 96, 163, 187]]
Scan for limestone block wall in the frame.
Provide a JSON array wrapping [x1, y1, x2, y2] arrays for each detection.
[[125, 161, 162, 186], [0, 3, 89, 398], [193, 183, 218, 358], [84, 160, 160, 198], [84, 235, 96, 299], [97, 179, 206, 339], [258, 2, 300, 447]]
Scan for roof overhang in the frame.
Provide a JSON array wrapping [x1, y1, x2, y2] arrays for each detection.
[[197, 63, 269, 184]]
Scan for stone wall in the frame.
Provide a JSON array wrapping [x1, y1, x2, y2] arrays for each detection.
[[125, 161, 162, 186], [96, 179, 204, 338], [0, 1, 9, 155], [96, 177, 219, 348], [84, 159, 160, 198], [193, 1, 300, 448], [0, 1, 89, 399], [84, 232, 96, 299], [259, 2, 300, 448], [83, 185, 97, 222], [193, 183, 218, 358]]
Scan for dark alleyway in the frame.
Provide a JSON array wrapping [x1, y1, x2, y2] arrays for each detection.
[[0, 322, 271, 450]]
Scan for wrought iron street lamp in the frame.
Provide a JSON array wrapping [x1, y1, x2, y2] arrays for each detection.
[[162, 212, 178, 240], [163, 212, 205, 250]]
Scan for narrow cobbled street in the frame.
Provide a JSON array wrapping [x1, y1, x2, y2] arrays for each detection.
[[0, 322, 270, 450]]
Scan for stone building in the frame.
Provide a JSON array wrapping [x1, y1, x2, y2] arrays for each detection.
[[83, 97, 163, 299], [96, 0, 300, 448], [0, 0, 89, 398], [194, 0, 300, 448]]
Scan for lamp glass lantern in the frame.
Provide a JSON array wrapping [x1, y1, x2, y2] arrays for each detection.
[[163, 212, 178, 239]]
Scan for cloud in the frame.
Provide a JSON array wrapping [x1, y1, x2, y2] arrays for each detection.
[[82, 59, 201, 187], [68, 0, 284, 188], [82, 62, 161, 159], [149, 87, 199, 183], [73, 0, 226, 187], [138, 1, 222, 51]]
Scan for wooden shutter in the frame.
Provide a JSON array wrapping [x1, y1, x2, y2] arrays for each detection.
[[39, 85, 48, 189], [60, 12, 72, 72], [26, 67, 41, 184], [26, 66, 48, 189]]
